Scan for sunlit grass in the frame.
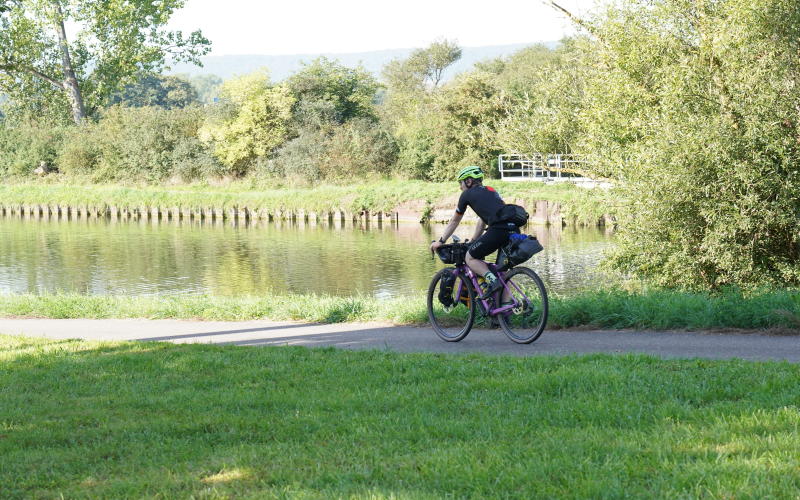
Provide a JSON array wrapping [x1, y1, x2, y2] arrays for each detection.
[[1, 334, 799, 498], [1, 287, 799, 330]]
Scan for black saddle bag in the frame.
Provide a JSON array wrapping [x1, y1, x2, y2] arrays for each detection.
[[493, 204, 529, 227], [498, 234, 543, 270]]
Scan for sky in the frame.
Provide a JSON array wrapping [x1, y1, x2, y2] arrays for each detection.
[[166, 0, 600, 56]]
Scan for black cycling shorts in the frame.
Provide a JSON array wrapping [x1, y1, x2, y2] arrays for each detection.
[[467, 226, 518, 261]]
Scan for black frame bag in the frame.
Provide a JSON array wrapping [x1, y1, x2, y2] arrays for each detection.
[[493, 204, 529, 227]]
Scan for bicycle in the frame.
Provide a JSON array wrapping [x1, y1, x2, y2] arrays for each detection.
[[427, 236, 548, 344]]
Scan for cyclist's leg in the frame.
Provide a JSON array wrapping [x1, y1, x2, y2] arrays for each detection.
[[496, 228, 521, 304], [465, 230, 502, 275], [466, 227, 512, 296], [464, 249, 490, 276]]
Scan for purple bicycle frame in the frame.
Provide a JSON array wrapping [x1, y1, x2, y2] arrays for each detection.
[[451, 262, 521, 316]]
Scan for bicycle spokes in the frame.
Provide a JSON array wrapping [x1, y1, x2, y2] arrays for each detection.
[[497, 267, 548, 344], [427, 268, 476, 342]]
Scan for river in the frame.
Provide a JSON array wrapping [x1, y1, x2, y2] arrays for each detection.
[[0, 217, 614, 298]]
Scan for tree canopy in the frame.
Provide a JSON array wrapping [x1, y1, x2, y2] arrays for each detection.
[[382, 39, 461, 92], [200, 70, 294, 176], [286, 57, 380, 129], [0, 0, 210, 124], [570, 0, 800, 289], [110, 74, 199, 109]]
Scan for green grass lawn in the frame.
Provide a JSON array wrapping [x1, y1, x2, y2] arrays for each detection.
[[2, 334, 799, 498]]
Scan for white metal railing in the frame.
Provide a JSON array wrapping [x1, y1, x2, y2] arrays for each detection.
[[498, 153, 591, 183]]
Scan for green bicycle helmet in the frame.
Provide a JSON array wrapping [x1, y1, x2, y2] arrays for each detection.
[[456, 165, 484, 182]]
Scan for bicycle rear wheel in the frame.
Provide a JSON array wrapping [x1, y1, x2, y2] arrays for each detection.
[[497, 267, 548, 344], [427, 268, 476, 342]]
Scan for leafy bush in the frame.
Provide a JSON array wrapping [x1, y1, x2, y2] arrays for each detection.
[[58, 105, 218, 183], [320, 119, 398, 180], [262, 128, 327, 182], [396, 127, 435, 179], [0, 122, 65, 177], [577, 0, 800, 290], [56, 131, 97, 177], [427, 72, 507, 181], [265, 120, 398, 182], [199, 71, 295, 177]]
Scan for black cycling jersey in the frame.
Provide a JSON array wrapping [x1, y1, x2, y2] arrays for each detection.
[[456, 185, 506, 227], [457, 185, 518, 260]]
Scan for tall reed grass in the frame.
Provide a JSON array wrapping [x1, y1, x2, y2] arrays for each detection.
[[1, 288, 798, 330]]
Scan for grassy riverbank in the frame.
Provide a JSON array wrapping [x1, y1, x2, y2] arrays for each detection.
[[2, 334, 799, 498], [0, 180, 615, 224], [2, 288, 798, 330]]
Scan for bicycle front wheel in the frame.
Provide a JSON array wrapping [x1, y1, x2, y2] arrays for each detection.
[[497, 267, 548, 344], [427, 268, 476, 342]]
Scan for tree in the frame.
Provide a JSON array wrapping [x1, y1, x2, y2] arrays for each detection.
[[184, 74, 223, 104], [380, 40, 463, 179], [200, 70, 295, 176], [0, 0, 210, 124], [110, 74, 199, 109], [570, 0, 800, 289], [320, 118, 398, 180], [495, 41, 587, 156], [382, 39, 462, 91], [286, 57, 380, 129], [420, 39, 463, 88], [427, 72, 508, 181]]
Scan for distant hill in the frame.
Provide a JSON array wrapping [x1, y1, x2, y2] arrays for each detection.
[[168, 41, 560, 82]]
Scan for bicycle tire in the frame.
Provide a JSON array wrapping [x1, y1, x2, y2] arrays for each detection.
[[427, 267, 476, 342], [497, 266, 548, 344]]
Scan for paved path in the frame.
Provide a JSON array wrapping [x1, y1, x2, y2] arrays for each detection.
[[1, 318, 798, 362]]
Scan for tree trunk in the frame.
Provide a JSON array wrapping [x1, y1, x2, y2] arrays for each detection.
[[52, 1, 86, 125]]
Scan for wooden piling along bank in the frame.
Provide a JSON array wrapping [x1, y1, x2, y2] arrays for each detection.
[[0, 203, 404, 225], [0, 200, 612, 226]]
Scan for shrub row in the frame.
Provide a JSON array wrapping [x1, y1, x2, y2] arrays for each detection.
[[0, 106, 401, 184]]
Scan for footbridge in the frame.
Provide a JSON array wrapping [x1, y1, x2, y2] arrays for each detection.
[[498, 153, 610, 188]]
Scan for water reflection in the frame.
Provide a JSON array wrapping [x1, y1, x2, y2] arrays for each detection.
[[0, 216, 614, 298]]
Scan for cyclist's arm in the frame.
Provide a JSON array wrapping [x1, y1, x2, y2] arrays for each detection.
[[430, 211, 463, 253], [471, 219, 486, 241], [439, 211, 463, 243]]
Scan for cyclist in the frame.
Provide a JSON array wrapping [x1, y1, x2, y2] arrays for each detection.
[[429, 165, 519, 299]]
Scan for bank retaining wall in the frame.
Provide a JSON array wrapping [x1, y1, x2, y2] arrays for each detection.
[[0, 200, 614, 226]]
